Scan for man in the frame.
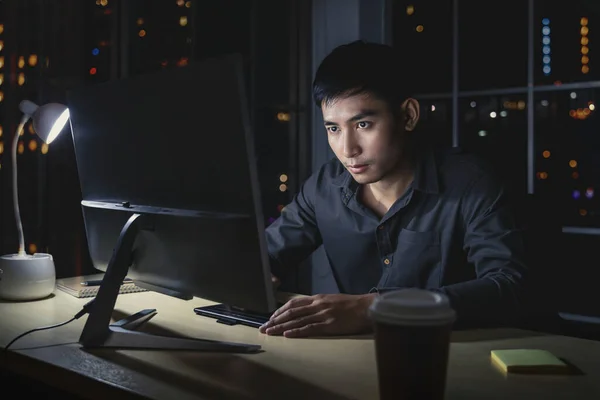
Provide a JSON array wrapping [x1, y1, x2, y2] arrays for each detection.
[[259, 40, 529, 338]]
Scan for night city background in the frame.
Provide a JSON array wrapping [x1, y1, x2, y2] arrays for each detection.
[[0, 0, 599, 322]]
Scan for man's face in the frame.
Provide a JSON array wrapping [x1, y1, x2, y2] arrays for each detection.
[[321, 93, 418, 185]]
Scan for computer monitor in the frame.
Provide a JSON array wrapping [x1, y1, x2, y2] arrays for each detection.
[[66, 54, 276, 352]]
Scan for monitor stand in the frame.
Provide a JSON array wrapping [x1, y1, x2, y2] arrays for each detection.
[[78, 213, 261, 353]]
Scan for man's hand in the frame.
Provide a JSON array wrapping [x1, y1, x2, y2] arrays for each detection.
[[258, 293, 377, 338]]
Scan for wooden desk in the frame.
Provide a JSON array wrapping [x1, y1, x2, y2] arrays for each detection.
[[1, 289, 599, 400]]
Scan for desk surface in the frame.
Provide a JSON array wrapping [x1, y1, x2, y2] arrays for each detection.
[[1, 289, 600, 400]]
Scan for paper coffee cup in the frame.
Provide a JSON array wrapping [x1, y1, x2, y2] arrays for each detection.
[[369, 289, 456, 400]]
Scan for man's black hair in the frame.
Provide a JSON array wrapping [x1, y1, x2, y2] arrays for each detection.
[[312, 40, 413, 110]]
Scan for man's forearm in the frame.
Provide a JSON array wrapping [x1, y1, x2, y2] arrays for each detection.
[[431, 273, 523, 326], [372, 274, 523, 327]]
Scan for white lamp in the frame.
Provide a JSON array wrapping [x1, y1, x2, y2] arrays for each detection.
[[0, 100, 70, 301]]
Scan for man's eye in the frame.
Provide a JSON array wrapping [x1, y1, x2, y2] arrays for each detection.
[[357, 121, 371, 129], [327, 126, 339, 133]]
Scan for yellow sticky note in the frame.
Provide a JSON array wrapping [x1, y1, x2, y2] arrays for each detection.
[[491, 349, 570, 374]]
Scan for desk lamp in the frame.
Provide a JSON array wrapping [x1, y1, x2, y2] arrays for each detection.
[[0, 100, 70, 301]]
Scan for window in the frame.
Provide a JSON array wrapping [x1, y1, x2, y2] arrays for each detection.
[[392, 0, 600, 230]]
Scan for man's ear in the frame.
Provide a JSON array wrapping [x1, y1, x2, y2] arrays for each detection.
[[400, 98, 420, 132]]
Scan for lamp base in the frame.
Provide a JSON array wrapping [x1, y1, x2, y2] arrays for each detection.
[[0, 253, 56, 301]]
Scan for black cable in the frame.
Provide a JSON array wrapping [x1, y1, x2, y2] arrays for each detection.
[[4, 317, 76, 351], [4, 298, 96, 352]]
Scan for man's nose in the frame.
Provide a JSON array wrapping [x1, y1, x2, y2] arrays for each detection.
[[342, 132, 361, 159]]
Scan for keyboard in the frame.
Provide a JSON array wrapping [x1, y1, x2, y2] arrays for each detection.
[[193, 303, 276, 328]]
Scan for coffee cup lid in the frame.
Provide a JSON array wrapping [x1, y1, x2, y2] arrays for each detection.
[[368, 288, 456, 326]]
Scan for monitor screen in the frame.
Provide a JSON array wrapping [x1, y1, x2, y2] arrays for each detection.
[[66, 53, 277, 314]]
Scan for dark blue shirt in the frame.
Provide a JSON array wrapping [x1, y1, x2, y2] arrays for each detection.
[[265, 146, 529, 325]]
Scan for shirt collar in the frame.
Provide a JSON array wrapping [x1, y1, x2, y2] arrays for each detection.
[[331, 166, 352, 187]]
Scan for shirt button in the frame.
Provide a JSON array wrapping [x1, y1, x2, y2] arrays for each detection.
[[384, 258, 390, 265], [378, 225, 384, 230]]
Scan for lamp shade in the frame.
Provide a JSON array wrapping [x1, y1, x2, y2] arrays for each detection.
[[19, 100, 70, 144]]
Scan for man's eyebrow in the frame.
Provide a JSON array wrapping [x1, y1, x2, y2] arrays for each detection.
[[323, 109, 379, 126]]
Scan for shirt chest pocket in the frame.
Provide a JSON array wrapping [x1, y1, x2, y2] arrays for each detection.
[[398, 228, 440, 246], [387, 229, 442, 288]]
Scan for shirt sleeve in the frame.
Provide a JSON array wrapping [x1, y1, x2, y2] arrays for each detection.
[[265, 172, 323, 279], [432, 171, 529, 326]]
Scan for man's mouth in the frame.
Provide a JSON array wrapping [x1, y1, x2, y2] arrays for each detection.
[[347, 164, 369, 174]]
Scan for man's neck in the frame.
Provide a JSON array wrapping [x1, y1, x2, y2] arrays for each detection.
[[361, 156, 415, 217], [368, 165, 414, 204]]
